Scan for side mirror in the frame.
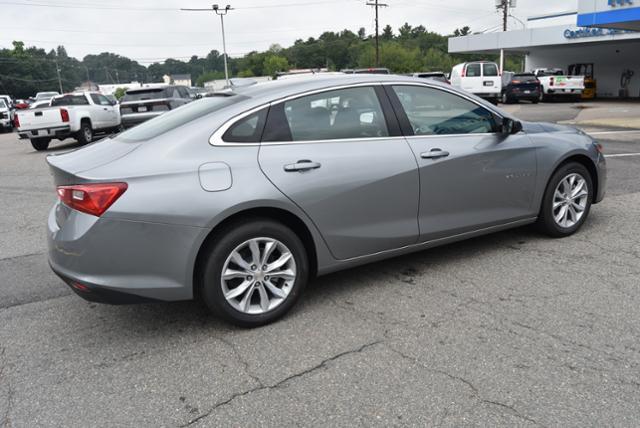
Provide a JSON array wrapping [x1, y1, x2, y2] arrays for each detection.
[[502, 117, 523, 135], [195, 94, 203, 100]]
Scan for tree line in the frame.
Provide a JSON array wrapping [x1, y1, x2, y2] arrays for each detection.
[[0, 24, 523, 98]]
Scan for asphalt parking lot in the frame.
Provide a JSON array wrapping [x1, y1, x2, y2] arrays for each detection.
[[1, 101, 640, 427]]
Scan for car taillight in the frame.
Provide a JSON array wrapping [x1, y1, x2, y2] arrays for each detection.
[[56, 183, 128, 217], [60, 108, 69, 123], [550, 77, 555, 86], [14, 114, 20, 128], [512, 80, 521, 84], [461, 68, 466, 77]]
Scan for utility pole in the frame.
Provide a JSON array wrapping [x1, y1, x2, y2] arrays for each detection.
[[496, 0, 516, 74], [54, 59, 63, 93], [182, 4, 233, 88], [367, 0, 388, 68]]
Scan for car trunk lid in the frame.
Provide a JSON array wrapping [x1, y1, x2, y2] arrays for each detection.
[[46, 138, 141, 185]]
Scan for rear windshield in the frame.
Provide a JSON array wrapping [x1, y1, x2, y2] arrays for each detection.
[[36, 92, 58, 100], [0, 100, 6, 109], [513, 74, 538, 83], [465, 64, 481, 77], [483, 63, 499, 77], [51, 95, 89, 106], [115, 95, 248, 142], [122, 89, 167, 102]]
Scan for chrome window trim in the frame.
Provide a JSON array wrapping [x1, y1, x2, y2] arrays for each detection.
[[209, 80, 505, 147]]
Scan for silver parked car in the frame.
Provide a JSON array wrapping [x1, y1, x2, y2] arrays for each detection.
[[47, 75, 606, 327]]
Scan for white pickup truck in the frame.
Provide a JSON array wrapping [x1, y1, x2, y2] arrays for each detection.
[[15, 91, 121, 151], [533, 68, 585, 101]]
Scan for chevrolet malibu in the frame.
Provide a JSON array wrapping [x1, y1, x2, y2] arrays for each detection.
[[47, 75, 606, 327]]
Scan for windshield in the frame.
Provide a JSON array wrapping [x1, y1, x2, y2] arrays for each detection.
[[0, 100, 7, 109], [51, 95, 89, 106], [122, 89, 167, 102], [115, 95, 249, 142]]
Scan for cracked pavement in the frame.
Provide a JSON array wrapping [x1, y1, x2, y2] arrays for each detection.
[[1, 102, 640, 427]]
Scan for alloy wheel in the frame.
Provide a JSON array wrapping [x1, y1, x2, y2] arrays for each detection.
[[552, 173, 589, 228], [221, 237, 297, 315]]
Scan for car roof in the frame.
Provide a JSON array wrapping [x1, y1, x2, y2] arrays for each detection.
[[231, 73, 449, 103]]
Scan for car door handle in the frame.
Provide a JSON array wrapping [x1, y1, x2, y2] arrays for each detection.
[[421, 149, 450, 159], [284, 160, 322, 172]]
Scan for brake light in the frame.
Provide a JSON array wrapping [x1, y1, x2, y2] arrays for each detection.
[[14, 114, 20, 128], [512, 80, 521, 84], [461, 67, 466, 77], [56, 183, 128, 217], [60, 108, 69, 123]]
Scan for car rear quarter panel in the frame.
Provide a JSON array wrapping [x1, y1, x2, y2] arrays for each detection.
[[76, 115, 335, 298]]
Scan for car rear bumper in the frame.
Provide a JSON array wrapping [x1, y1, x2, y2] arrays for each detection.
[[18, 125, 71, 140], [47, 203, 205, 304]]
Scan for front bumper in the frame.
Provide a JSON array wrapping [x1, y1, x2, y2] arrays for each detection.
[[47, 203, 205, 304]]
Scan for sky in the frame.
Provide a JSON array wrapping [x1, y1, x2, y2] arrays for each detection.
[[0, 0, 577, 64]]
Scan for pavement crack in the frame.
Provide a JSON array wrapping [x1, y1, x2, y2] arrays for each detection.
[[385, 344, 545, 427], [0, 251, 46, 263], [214, 335, 264, 388], [180, 340, 383, 427]]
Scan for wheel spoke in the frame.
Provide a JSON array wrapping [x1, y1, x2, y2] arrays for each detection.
[[238, 285, 254, 312], [225, 280, 253, 300], [257, 284, 270, 311], [571, 180, 585, 198], [260, 241, 277, 266], [571, 201, 585, 212], [230, 251, 251, 271], [264, 280, 286, 298], [223, 268, 250, 280], [562, 206, 570, 227], [266, 252, 292, 272], [567, 205, 577, 223], [554, 205, 567, 224], [248, 239, 261, 266], [268, 268, 295, 280]]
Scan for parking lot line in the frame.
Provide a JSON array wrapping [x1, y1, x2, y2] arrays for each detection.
[[604, 153, 640, 158]]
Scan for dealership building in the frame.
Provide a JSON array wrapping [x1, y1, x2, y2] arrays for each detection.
[[449, 0, 640, 98]]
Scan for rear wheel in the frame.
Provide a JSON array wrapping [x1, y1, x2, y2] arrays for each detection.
[[537, 162, 593, 237], [199, 219, 309, 327], [501, 93, 512, 104], [31, 138, 51, 151], [76, 121, 93, 145]]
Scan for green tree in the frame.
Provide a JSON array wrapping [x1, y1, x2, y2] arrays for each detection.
[[114, 87, 127, 99], [263, 55, 289, 76]]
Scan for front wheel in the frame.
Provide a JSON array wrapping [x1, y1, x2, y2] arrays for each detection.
[[31, 138, 51, 151], [199, 219, 309, 327], [537, 163, 593, 237]]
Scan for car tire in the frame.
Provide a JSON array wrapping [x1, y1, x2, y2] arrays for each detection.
[[532, 98, 540, 104], [199, 218, 309, 327], [76, 121, 93, 145], [31, 138, 51, 151], [537, 162, 593, 238], [501, 93, 511, 104]]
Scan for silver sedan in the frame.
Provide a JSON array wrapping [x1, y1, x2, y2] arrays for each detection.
[[46, 75, 606, 327]]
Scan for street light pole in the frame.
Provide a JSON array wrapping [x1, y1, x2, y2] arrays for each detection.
[[181, 4, 233, 88]]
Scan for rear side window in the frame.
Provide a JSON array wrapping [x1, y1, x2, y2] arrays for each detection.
[[392, 85, 497, 135], [483, 63, 499, 77], [51, 95, 89, 106], [265, 86, 388, 142], [465, 64, 481, 77], [223, 109, 268, 143]]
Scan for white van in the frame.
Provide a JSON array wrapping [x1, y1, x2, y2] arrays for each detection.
[[450, 62, 501, 104]]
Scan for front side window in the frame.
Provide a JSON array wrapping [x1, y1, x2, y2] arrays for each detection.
[[277, 86, 388, 142], [392, 85, 497, 135], [465, 64, 481, 77], [483, 63, 499, 77]]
